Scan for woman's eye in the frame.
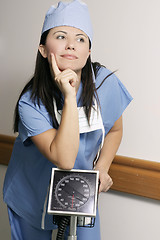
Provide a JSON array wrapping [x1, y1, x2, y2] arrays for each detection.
[[56, 35, 65, 40], [77, 37, 85, 43]]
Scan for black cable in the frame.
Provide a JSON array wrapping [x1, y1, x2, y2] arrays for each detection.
[[56, 216, 70, 240]]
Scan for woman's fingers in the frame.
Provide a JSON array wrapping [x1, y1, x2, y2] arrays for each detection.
[[55, 70, 78, 84], [50, 53, 78, 97], [50, 53, 61, 77], [98, 172, 113, 193]]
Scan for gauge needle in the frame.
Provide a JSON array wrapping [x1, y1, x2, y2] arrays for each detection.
[[72, 194, 74, 208], [64, 186, 86, 202]]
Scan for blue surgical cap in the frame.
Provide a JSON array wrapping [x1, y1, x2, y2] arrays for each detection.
[[41, 0, 93, 44]]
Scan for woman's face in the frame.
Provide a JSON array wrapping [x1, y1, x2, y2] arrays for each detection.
[[39, 26, 91, 75]]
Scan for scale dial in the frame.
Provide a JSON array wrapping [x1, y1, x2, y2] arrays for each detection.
[[55, 175, 90, 210]]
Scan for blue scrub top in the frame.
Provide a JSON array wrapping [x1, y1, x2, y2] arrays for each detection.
[[3, 66, 132, 230]]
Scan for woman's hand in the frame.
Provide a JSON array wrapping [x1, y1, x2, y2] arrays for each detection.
[[97, 169, 113, 193], [50, 53, 78, 97]]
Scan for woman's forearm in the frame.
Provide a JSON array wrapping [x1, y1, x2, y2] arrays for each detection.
[[95, 125, 122, 172], [94, 116, 123, 192], [51, 95, 79, 169], [31, 95, 79, 169]]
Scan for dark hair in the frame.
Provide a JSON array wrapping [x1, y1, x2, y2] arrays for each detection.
[[13, 30, 112, 133]]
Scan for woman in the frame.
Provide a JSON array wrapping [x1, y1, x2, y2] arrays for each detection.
[[3, 0, 132, 239]]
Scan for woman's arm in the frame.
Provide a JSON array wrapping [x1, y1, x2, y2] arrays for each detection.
[[31, 54, 79, 169], [95, 116, 123, 193]]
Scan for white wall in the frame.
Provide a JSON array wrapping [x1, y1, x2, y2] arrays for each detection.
[[1, 0, 160, 162], [1, 0, 160, 239], [90, 0, 160, 162], [99, 192, 160, 240]]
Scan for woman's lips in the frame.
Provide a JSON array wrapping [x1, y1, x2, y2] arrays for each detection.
[[61, 54, 78, 60]]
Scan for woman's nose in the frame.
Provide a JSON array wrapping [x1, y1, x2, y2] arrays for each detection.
[[65, 39, 75, 50]]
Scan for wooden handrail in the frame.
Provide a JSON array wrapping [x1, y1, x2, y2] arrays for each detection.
[[1, 134, 160, 200]]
